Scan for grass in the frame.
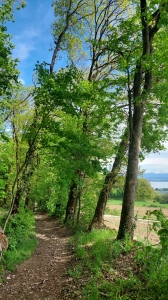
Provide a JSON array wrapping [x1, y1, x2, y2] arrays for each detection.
[[1, 235, 37, 272], [1, 202, 168, 299], [106, 200, 168, 220], [108, 199, 168, 209], [0, 208, 37, 281], [69, 226, 168, 300], [67, 200, 168, 299]]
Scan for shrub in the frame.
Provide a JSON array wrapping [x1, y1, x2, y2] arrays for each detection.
[[155, 193, 168, 204], [0, 208, 37, 272]]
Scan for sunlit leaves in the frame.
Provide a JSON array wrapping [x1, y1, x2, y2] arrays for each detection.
[[33, 64, 116, 183], [0, 0, 25, 96]]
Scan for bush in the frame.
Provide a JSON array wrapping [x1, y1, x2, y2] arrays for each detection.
[[110, 187, 124, 199], [136, 178, 156, 201], [0, 208, 37, 273], [155, 193, 168, 204]]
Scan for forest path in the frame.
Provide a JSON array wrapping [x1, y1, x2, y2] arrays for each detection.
[[0, 213, 76, 300]]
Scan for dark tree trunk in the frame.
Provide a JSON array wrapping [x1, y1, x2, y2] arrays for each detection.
[[2, 164, 12, 206], [24, 187, 34, 210], [11, 166, 34, 214], [88, 128, 129, 230], [117, 0, 161, 240], [117, 106, 143, 239], [12, 187, 22, 214], [76, 187, 82, 222], [64, 181, 77, 224], [24, 193, 30, 208]]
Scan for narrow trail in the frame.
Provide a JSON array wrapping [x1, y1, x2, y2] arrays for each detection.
[[0, 213, 76, 300]]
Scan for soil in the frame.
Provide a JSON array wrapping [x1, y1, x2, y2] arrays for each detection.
[[0, 213, 76, 300]]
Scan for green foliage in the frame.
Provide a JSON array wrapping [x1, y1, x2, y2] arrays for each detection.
[[0, 208, 37, 273], [110, 178, 156, 202], [110, 187, 124, 199], [1, 1, 168, 295], [155, 193, 168, 204], [67, 265, 82, 279], [0, 84, 36, 215], [78, 176, 105, 226], [34, 65, 115, 170], [145, 209, 168, 255], [0, 137, 13, 207], [135, 245, 168, 299], [30, 65, 116, 223], [136, 178, 156, 202], [0, 0, 25, 96], [70, 228, 143, 299], [29, 148, 71, 216], [70, 223, 168, 299], [52, 0, 86, 59], [71, 228, 117, 270]]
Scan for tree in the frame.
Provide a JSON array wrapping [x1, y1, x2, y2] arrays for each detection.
[[1, 85, 40, 231], [34, 65, 114, 223], [88, 127, 129, 229], [117, 0, 168, 240], [59, 0, 128, 223], [155, 193, 168, 204], [50, 0, 93, 73], [84, 0, 168, 231], [0, 133, 12, 207], [135, 178, 155, 202]]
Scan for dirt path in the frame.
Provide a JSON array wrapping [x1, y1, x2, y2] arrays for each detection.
[[0, 213, 76, 300]]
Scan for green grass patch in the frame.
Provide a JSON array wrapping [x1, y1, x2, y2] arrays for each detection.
[[107, 199, 123, 205], [107, 199, 168, 209], [1, 235, 37, 272], [70, 223, 168, 299], [135, 201, 168, 208], [0, 208, 37, 280]]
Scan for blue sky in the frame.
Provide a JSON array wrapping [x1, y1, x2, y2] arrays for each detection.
[[7, 0, 66, 85], [7, 1, 168, 173], [139, 142, 168, 173]]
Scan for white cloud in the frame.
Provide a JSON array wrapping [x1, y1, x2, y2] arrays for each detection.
[[140, 142, 168, 172], [11, 1, 53, 61], [13, 40, 35, 60], [11, 26, 41, 60], [18, 78, 25, 85]]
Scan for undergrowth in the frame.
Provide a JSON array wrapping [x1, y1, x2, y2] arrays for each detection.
[[0, 208, 37, 282], [69, 212, 168, 300]]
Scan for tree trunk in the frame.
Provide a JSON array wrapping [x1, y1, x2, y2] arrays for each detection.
[[12, 187, 22, 214], [11, 164, 35, 214], [117, 0, 161, 240], [64, 181, 77, 224], [88, 128, 129, 230], [117, 106, 143, 239], [3, 164, 12, 206]]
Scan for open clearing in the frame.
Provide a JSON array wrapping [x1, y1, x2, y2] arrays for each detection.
[[104, 204, 168, 244]]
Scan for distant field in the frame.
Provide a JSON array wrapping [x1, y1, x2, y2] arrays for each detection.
[[108, 199, 168, 209], [107, 203, 168, 217], [105, 202, 168, 244]]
